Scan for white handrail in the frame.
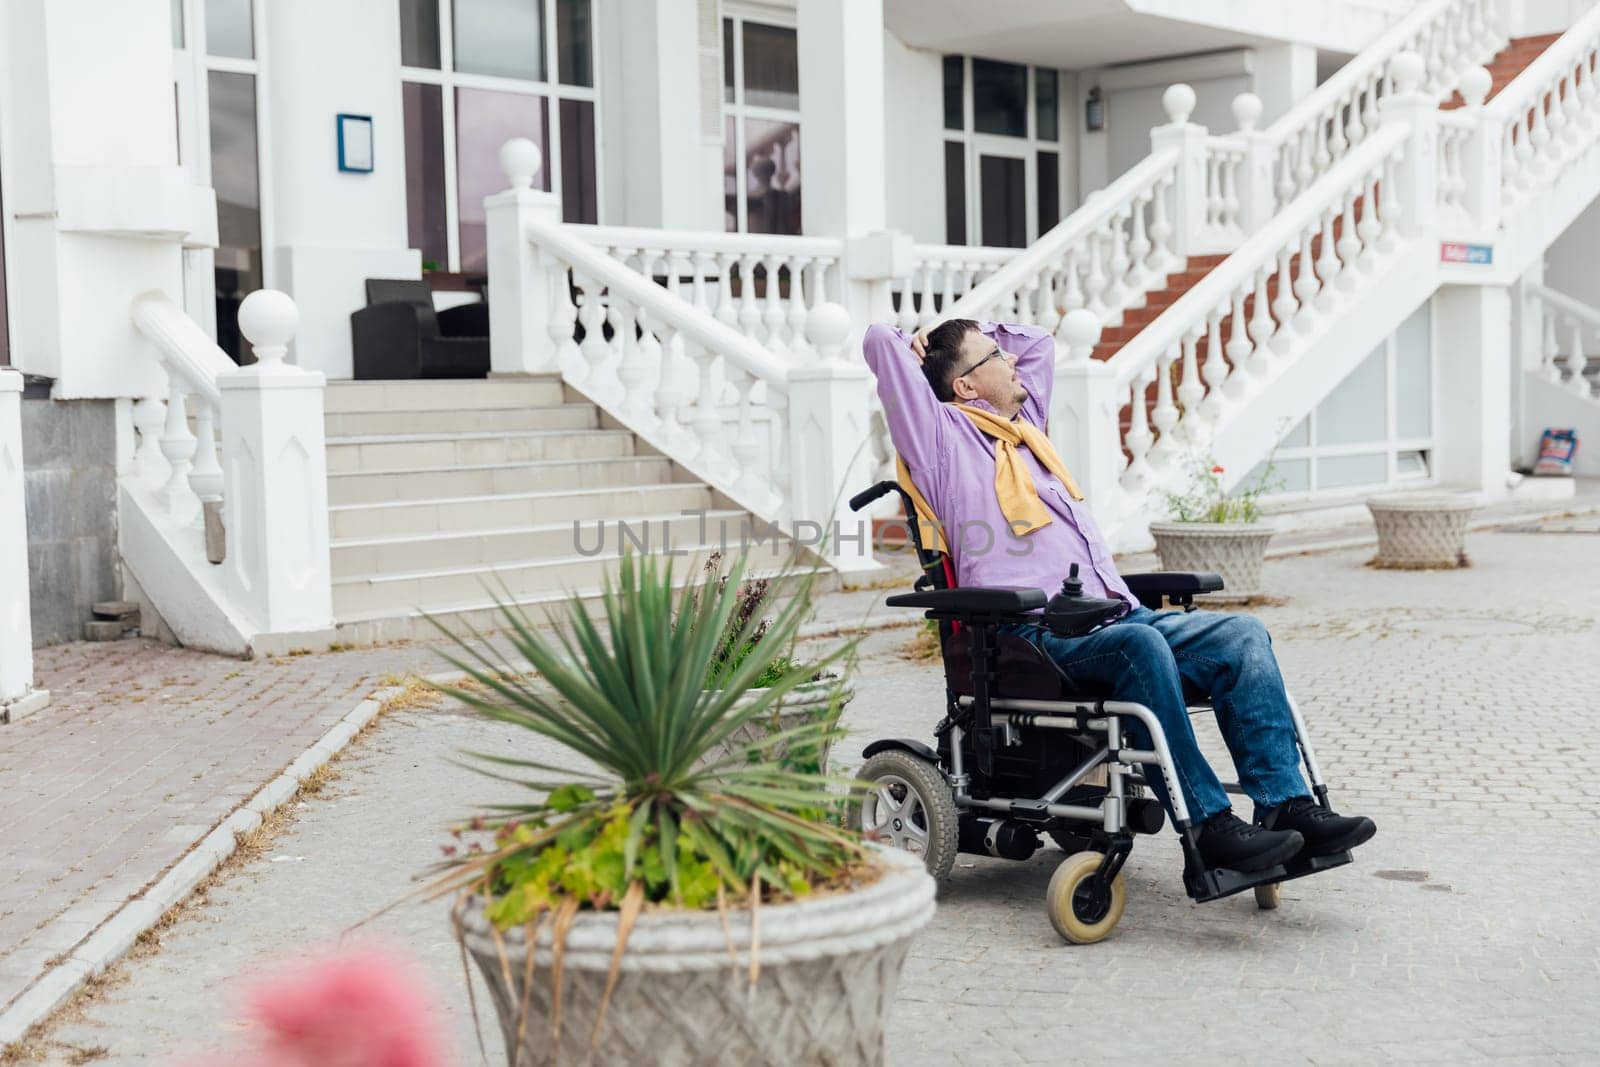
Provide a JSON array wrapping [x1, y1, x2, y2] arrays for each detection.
[[526, 218, 790, 386], [911, 243, 1013, 267], [568, 223, 842, 260], [949, 147, 1181, 319], [1263, 0, 1469, 146], [131, 292, 234, 405], [1107, 123, 1410, 390], [1486, 3, 1600, 120], [1530, 282, 1600, 328]]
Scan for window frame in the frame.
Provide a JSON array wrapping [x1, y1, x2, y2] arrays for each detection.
[[400, 0, 603, 272], [943, 55, 1065, 247], [721, 8, 801, 235]]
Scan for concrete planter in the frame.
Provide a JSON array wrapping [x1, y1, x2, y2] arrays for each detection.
[[454, 846, 936, 1066], [1147, 522, 1275, 601], [701, 677, 852, 773], [1366, 493, 1480, 568]]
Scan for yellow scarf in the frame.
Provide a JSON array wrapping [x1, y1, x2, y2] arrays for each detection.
[[897, 405, 1083, 554]]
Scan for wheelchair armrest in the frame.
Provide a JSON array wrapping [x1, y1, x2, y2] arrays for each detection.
[[1123, 571, 1224, 610], [885, 586, 1046, 614]]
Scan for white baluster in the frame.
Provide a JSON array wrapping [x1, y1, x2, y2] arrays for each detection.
[[690, 341, 730, 473], [1105, 211, 1132, 313], [614, 297, 653, 426], [1313, 116, 1332, 172], [1248, 266, 1276, 375], [1127, 191, 1153, 290], [1271, 242, 1297, 353], [1345, 88, 1366, 148], [1292, 227, 1319, 333], [1223, 287, 1253, 401], [1016, 277, 1039, 328], [1221, 153, 1240, 231], [762, 253, 789, 354], [1061, 250, 1086, 312], [653, 323, 687, 451], [688, 253, 711, 315], [1378, 153, 1402, 252], [767, 386, 790, 519], [937, 261, 957, 317], [738, 252, 764, 341], [895, 269, 919, 332], [1529, 91, 1551, 177], [1327, 103, 1349, 165], [1547, 74, 1571, 156], [1357, 171, 1383, 273], [727, 366, 769, 502], [1084, 227, 1110, 320], [132, 394, 169, 488], [1199, 305, 1230, 424], [1295, 129, 1317, 197], [1542, 311, 1564, 383], [158, 379, 199, 520], [1176, 327, 1205, 443], [1335, 185, 1362, 287], [1148, 346, 1181, 469], [547, 257, 582, 380], [787, 256, 813, 361], [188, 394, 223, 506], [1565, 316, 1591, 397], [1275, 145, 1298, 208], [1205, 154, 1223, 228], [1513, 114, 1536, 192], [1121, 369, 1155, 491], [575, 273, 610, 385], [714, 253, 739, 327], [1576, 52, 1598, 137], [916, 264, 938, 328], [1315, 207, 1342, 310], [1147, 175, 1174, 275]]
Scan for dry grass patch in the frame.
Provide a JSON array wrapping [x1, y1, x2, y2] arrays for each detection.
[[900, 620, 943, 662]]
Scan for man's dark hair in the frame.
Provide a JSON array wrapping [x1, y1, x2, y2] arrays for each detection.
[[921, 318, 980, 402]]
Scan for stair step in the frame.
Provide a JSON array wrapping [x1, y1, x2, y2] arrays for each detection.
[[332, 540, 798, 617], [328, 482, 719, 538], [330, 508, 752, 576], [91, 600, 140, 621], [325, 428, 638, 472], [323, 377, 567, 413], [324, 404, 598, 437], [325, 455, 687, 505], [331, 565, 831, 645]]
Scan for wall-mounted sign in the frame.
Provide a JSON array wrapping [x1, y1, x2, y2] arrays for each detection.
[[337, 114, 374, 173], [1440, 241, 1492, 265]]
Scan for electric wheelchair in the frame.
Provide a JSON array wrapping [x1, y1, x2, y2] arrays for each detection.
[[845, 480, 1353, 944]]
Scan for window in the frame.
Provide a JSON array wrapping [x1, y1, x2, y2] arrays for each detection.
[[400, 0, 599, 273], [721, 14, 801, 235], [942, 56, 1065, 246], [208, 69, 263, 363], [1244, 302, 1436, 497]]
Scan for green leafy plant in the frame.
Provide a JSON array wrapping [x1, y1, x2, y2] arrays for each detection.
[[697, 552, 826, 689], [424, 552, 867, 934], [1162, 453, 1281, 524], [421, 258, 441, 273]]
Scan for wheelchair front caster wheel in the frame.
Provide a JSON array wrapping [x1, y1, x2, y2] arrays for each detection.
[[1254, 882, 1281, 910], [1046, 851, 1126, 945], [849, 750, 959, 880]]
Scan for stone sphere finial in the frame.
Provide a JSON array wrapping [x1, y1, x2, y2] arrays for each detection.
[[238, 290, 298, 367], [807, 302, 852, 360], [499, 138, 543, 190], [1232, 92, 1263, 132], [1458, 65, 1493, 107], [1163, 83, 1197, 124], [1059, 309, 1103, 361], [1390, 51, 1426, 94]]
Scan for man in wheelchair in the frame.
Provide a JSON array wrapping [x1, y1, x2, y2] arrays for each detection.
[[854, 316, 1375, 941]]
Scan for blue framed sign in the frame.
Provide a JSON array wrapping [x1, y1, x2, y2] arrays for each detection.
[[337, 113, 374, 173]]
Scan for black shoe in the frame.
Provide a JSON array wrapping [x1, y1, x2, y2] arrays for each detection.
[[1195, 810, 1303, 873], [1255, 796, 1376, 857]]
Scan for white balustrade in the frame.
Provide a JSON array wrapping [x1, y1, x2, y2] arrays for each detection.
[[890, 245, 1012, 329], [1529, 283, 1600, 399], [1489, 4, 1600, 216]]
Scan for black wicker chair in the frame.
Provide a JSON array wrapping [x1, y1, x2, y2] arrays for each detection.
[[350, 278, 490, 380]]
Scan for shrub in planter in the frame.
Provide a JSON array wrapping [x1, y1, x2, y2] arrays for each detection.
[[1150, 456, 1277, 601], [426, 553, 934, 1066]]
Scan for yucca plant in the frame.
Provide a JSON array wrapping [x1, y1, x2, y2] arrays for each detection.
[[424, 551, 866, 933]]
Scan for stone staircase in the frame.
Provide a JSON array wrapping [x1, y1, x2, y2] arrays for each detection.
[[323, 378, 808, 643]]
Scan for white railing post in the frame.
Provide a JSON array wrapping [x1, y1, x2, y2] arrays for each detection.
[[1049, 311, 1125, 521], [1376, 52, 1439, 238], [217, 291, 334, 641], [1, 369, 46, 723], [487, 139, 564, 376], [1149, 84, 1209, 259], [1232, 93, 1276, 235], [1455, 66, 1502, 230], [786, 303, 881, 578], [844, 230, 914, 342]]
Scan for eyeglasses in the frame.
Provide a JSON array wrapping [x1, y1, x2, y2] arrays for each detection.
[[957, 347, 1005, 379]]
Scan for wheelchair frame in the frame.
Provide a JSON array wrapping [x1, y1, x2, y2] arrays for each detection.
[[848, 480, 1353, 921]]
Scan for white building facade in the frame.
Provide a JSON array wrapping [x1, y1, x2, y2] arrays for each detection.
[[3, 0, 1600, 677]]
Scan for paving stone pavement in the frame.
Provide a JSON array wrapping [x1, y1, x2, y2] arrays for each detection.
[[8, 525, 1600, 1064]]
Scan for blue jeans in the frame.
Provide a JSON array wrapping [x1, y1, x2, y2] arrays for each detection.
[[1000, 607, 1308, 826]]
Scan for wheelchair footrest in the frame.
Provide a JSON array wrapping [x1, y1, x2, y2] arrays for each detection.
[[1183, 862, 1290, 903], [1277, 850, 1354, 883]]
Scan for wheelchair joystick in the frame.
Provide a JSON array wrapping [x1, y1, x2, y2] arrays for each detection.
[[1042, 563, 1126, 639]]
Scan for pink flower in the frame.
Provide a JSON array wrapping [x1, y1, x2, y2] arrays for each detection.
[[1211, 465, 1225, 474]]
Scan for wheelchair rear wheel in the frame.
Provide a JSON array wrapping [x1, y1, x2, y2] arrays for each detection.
[[1046, 851, 1127, 944], [849, 750, 959, 880]]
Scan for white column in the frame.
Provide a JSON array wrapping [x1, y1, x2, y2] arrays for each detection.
[[0, 0, 194, 400], [1149, 85, 1209, 258], [786, 305, 883, 580], [486, 140, 563, 375], [263, 0, 420, 379], [1434, 285, 1514, 496], [1377, 52, 1440, 238], [595, 0, 722, 230], [1455, 67, 1502, 231], [1231, 93, 1276, 234], [798, 0, 888, 239], [0, 370, 48, 723], [216, 292, 335, 641], [1250, 44, 1317, 126]]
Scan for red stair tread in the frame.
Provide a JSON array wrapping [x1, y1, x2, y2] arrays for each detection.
[[1440, 33, 1563, 109]]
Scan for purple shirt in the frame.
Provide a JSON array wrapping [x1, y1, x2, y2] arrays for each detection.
[[862, 320, 1136, 609]]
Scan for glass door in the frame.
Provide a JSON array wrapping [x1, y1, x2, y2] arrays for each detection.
[[972, 138, 1032, 249]]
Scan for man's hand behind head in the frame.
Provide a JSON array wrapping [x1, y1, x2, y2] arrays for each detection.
[[909, 327, 932, 364]]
